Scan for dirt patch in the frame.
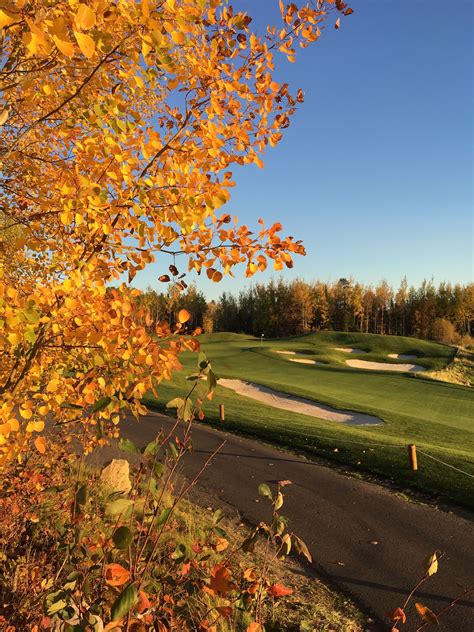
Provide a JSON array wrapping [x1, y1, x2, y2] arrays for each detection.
[[275, 350, 296, 355], [388, 353, 418, 360], [219, 379, 383, 426]]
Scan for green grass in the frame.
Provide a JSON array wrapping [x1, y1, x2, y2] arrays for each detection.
[[144, 332, 474, 509]]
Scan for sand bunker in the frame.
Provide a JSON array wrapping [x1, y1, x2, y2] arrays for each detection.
[[334, 347, 367, 354], [346, 360, 425, 373], [388, 353, 419, 360], [275, 350, 296, 355], [289, 358, 322, 365], [219, 379, 383, 426]]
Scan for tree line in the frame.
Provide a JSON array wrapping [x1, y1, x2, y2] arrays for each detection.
[[136, 278, 473, 344]]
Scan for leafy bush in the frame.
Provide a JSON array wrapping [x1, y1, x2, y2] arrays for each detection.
[[0, 430, 315, 631]]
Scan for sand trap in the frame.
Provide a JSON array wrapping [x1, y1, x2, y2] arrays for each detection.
[[289, 358, 322, 365], [334, 347, 367, 354], [346, 360, 425, 373], [275, 350, 296, 355], [388, 353, 419, 360], [219, 379, 383, 426]]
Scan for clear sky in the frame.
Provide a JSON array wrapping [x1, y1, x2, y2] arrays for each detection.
[[134, 0, 473, 299]]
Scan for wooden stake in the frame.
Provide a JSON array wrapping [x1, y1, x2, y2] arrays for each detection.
[[219, 404, 225, 421], [408, 444, 418, 471]]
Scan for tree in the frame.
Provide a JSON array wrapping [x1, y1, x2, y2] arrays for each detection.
[[291, 280, 315, 333], [0, 0, 351, 464], [431, 318, 457, 345]]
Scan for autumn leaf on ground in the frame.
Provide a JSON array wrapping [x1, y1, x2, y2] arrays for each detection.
[[267, 582, 293, 597], [105, 563, 130, 587]]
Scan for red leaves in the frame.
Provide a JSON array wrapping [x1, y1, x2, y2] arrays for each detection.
[[267, 582, 293, 597], [204, 564, 233, 595], [389, 608, 406, 624], [137, 590, 151, 613], [159, 274, 170, 282]]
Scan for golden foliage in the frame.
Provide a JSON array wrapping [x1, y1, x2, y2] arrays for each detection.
[[0, 0, 349, 463]]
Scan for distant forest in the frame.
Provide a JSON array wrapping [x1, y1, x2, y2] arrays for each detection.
[[136, 278, 473, 344]]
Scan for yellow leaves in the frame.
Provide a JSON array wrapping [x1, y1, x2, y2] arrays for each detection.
[[0, 422, 12, 437], [170, 30, 186, 45], [426, 551, 439, 576], [34, 436, 46, 454], [7, 332, 21, 346], [46, 379, 60, 393], [0, 109, 9, 126], [74, 31, 95, 58], [26, 421, 45, 433], [74, 4, 96, 31], [61, 211, 72, 226], [254, 156, 264, 169], [19, 407, 33, 420], [50, 19, 75, 58], [0, 8, 17, 29], [215, 537, 229, 552]]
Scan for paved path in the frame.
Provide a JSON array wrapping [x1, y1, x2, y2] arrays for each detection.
[[91, 412, 474, 631]]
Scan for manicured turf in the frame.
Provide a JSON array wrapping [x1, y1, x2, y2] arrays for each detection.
[[144, 332, 474, 509]]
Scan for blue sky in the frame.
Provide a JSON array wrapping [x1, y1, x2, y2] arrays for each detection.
[[134, 0, 473, 298]]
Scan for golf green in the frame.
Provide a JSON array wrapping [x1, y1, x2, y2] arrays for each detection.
[[144, 332, 474, 509]]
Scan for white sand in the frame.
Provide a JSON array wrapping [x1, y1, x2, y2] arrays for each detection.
[[388, 353, 419, 360], [289, 358, 322, 365], [334, 347, 367, 354], [275, 350, 296, 355], [219, 379, 383, 426], [346, 359, 425, 373]]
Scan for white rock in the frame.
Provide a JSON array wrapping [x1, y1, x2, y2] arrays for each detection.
[[100, 459, 132, 493]]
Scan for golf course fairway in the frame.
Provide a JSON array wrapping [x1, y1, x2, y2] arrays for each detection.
[[144, 332, 474, 509]]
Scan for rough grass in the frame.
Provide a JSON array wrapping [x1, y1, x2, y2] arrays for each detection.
[[144, 332, 474, 509], [426, 347, 474, 387], [179, 496, 365, 631]]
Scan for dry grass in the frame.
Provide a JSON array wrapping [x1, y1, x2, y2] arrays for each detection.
[[181, 492, 366, 632], [425, 347, 474, 387]]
